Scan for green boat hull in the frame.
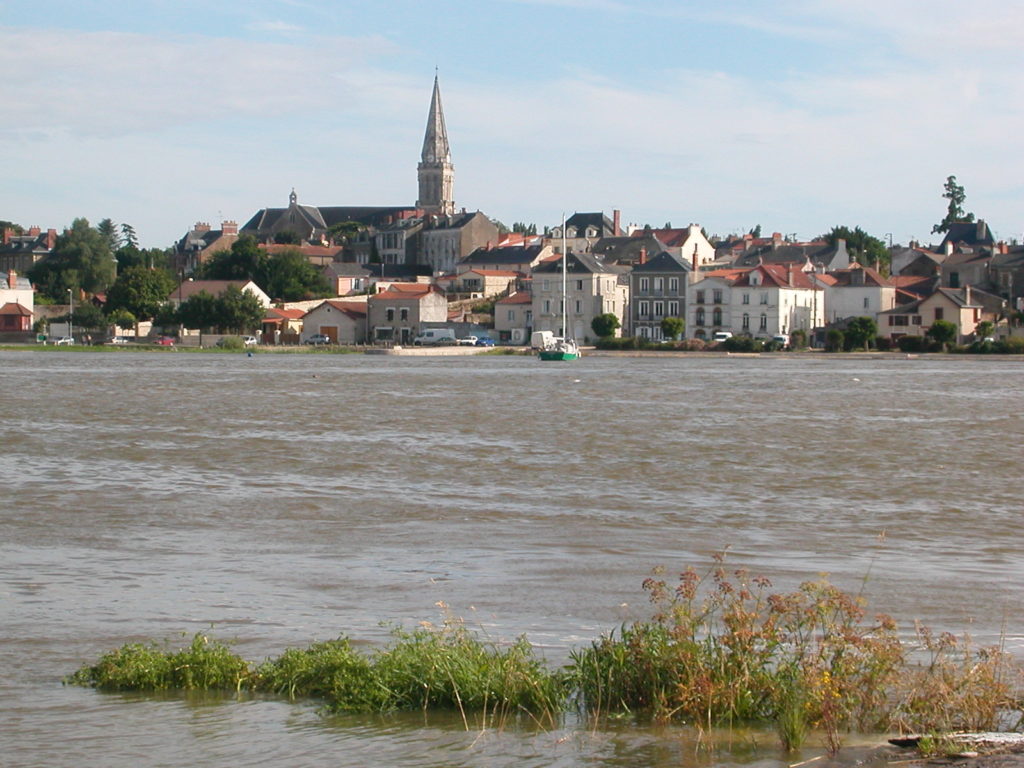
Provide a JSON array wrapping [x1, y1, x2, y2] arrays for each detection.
[[538, 350, 580, 361]]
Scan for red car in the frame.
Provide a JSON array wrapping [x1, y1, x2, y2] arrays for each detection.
[[153, 336, 175, 346]]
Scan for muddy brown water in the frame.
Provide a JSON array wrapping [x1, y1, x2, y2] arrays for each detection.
[[2, 350, 1022, 767]]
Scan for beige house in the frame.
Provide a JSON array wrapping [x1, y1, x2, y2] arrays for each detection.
[[877, 286, 1001, 343], [821, 263, 897, 325], [300, 300, 367, 344], [446, 269, 519, 298], [367, 283, 448, 344], [531, 252, 629, 342], [494, 291, 533, 345]]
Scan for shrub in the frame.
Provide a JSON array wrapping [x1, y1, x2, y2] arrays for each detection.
[[825, 329, 845, 352], [722, 335, 763, 352], [67, 633, 251, 691], [253, 638, 382, 709], [789, 328, 807, 349], [996, 336, 1024, 354], [217, 336, 245, 351], [897, 335, 939, 353]]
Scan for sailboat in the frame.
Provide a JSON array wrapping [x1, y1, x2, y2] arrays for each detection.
[[538, 215, 580, 361]]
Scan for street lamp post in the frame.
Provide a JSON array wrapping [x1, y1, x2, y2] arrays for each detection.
[[67, 288, 73, 342]]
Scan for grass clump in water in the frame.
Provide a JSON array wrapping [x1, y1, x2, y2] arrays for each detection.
[[66, 633, 250, 691], [253, 637, 384, 710], [372, 614, 564, 725]]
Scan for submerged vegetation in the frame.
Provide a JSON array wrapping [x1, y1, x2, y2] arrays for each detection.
[[67, 560, 1022, 752]]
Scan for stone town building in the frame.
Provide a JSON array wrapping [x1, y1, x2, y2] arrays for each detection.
[[531, 252, 629, 342], [0, 226, 57, 274], [367, 283, 448, 345], [628, 249, 693, 340], [174, 221, 240, 275]]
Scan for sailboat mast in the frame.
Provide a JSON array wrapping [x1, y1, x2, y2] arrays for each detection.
[[561, 214, 567, 338]]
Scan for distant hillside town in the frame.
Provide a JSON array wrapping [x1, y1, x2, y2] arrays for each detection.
[[2, 76, 1022, 350]]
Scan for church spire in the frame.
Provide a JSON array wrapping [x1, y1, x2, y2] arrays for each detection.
[[417, 73, 455, 215]]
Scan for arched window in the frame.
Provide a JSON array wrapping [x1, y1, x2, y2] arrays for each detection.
[[696, 308, 705, 326], [742, 313, 750, 330], [712, 307, 722, 326]]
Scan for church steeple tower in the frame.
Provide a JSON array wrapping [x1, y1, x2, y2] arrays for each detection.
[[417, 73, 455, 215]]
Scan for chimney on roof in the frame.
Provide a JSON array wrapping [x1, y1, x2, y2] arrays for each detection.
[[772, 232, 782, 248], [965, 284, 972, 305], [221, 220, 238, 235], [638, 247, 647, 265], [195, 222, 211, 233], [999, 241, 1009, 254], [46, 228, 57, 249], [2, 227, 11, 245], [8, 270, 17, 289], [787, 263, 794, 286], [28, 226, 41, 237], [613, 209, 621, 237], [977, 220, 986, 240], [945, 240, 954, 256]]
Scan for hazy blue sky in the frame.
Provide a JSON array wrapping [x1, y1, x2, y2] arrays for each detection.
[[2, 0, 1021, 248]]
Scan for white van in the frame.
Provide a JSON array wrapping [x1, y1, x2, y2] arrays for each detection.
[[413, 328, 457, 346], [530, 331, 554, 350], [712, 331, 733, 342]]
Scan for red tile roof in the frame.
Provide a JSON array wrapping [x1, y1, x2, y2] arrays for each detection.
[[497, 291, 532, 305], [0, 301, 31, 316]]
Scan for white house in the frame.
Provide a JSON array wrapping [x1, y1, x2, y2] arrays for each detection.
[[300, 300, 367, 344], [531, 252, 629, 341], [820, 264, 897, 326]]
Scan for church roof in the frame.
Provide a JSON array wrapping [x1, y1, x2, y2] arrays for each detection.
[[421, 74, 451, 165]]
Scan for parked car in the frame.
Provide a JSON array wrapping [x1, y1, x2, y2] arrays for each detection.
[[105, 336, 131, 345], [242, 335, 258, 347], [304, 333, 332, 345], [153, 336, 175, 346], [474, 336, 495, 347], [413, 329, 457, 346], [712, 331, 733, 342], [457, 336, 479, 346], [52, 336, 74, 346]]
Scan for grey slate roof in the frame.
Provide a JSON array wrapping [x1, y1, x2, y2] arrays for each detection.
[[592, 234, 665, 265], [631, 251, 693, 274], [461, 244, 545, 266], [531, 251, 625, 275], [939, 220, 994, 249], [565, 212, 616, 237]]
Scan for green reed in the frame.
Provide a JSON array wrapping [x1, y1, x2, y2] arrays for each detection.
[[66, 561, 1022, 751], [66, 633, 250, 691]]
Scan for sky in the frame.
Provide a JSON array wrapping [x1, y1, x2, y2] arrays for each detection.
[[2, 0, 1022, 250]]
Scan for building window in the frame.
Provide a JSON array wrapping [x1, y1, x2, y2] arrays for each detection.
[[639, 326, 649, 339], [654, 301, 664, 318], [542, 280, 550, 291], [639, 300, 650, 316], [668, 300, 679, 316], [400, 308, 409, 321], [696, 308, 705, 326], [543, 300, 551, 313], [639, 277, 649, 292], [863, 296, 869, 309], [386, 308, 394, 322], [713, 289, 723, 304], [696, 290, 705, 304], [575, 300, 582, 313], [668, 277, 679, 292], [712, 307, 722, 326], [653, 277, 663, 291], [934, 308, 944, 321], [742, 293, 750, 305], [759, 313, 767, 330], [760, 292, 768, 305], [912, 315, 920, 325], [950, 272, 960, 288], [507, 310, 515, 322], [576, 280, 583, 290], [742, 313, 750, 330]]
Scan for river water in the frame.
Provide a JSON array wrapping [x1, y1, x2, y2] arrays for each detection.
[[1, 350, 1022, 767]]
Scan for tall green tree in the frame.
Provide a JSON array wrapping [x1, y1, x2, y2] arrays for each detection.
[[120, 223, 139, 249], [177, 290, 219, 332], [198, 235, 267, 282], [932, 175, 975, 235], [660, 316, 685, 340], [28, 218, 116, 299], [216, 284, 265, 333], [262, 248, 332, 301], [820, 226, 889, 271], [927, 318, 958, 350], [844, 316, 878, 351], [591, 313, 621, 339], [105, 265, 176, 321], [97, 218, 121, 253]]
